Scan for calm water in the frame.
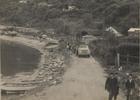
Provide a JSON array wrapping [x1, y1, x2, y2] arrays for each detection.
[[1, 40, 41, 76]]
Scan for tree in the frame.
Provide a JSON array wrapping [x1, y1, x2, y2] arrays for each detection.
[[83, 13, 93, 27]]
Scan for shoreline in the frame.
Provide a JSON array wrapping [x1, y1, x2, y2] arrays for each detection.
[[0, 35, 46, 80], [0, 35, 46, 52], [1, 34, 65, 100]]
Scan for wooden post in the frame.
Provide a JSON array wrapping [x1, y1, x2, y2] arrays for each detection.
[[126, 54, 129, 65], [117, 53, 120, 67]]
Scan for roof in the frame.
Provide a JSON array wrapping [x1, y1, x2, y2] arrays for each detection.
[[16, 27, 40, 33], [119, 42, 140, 47], [19, 0, 28, 4], [106, 26, 122, 37], [128, 28, 140, 33], [82, 35, 98, 40]]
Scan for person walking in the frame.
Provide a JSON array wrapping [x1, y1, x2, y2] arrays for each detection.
[[125, 74, 135, 100], [105, 73, 119, 100], [66, 43, 70, 52]]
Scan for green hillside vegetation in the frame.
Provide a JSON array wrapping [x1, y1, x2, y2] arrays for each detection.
[[0, 0, 139, 35]]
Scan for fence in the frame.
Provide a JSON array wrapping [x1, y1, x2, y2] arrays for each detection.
[[115, 53, 139, 68]]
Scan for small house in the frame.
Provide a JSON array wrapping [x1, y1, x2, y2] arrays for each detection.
[[128, 28, 140, 37], [106, 26, 122, 37]]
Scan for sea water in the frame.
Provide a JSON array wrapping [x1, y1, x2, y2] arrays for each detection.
[[0, 40, 41, 76]]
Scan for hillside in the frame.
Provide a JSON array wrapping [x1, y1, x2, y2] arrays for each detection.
[[0, 0, 139, 35]]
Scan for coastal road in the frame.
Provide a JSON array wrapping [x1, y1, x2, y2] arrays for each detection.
[[21, 56, 124, 100]]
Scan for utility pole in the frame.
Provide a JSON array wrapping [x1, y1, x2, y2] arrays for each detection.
[[117, 53, 120, 67], [126, 54, 129, 66]]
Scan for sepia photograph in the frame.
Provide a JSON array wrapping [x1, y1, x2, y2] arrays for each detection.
[[0, 0, 139, 100]]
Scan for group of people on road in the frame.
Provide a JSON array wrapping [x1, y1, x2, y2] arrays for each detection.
[[66, 41, 137, 100], [105, 73, 135, 100]]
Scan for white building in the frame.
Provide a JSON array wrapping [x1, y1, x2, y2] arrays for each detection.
[[106, 26, 122, 37], [19, 0, 28, 4], [81, 35, 98, 44], [128, 28, 140, 37], [63, 5, 78, 12]]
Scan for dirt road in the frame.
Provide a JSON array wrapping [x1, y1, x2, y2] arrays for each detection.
[[21, 56, 124, 100]]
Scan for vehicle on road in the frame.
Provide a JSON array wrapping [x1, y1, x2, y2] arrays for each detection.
[[77, 44, 90, 57]]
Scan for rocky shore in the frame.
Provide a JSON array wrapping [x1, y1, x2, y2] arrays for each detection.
[[1, 32, 66, 100]]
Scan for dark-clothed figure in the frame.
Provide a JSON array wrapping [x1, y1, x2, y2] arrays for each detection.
[[125, 74, 135, 100], [66, 43, 72, 55], [105, 73, 119, 100]]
